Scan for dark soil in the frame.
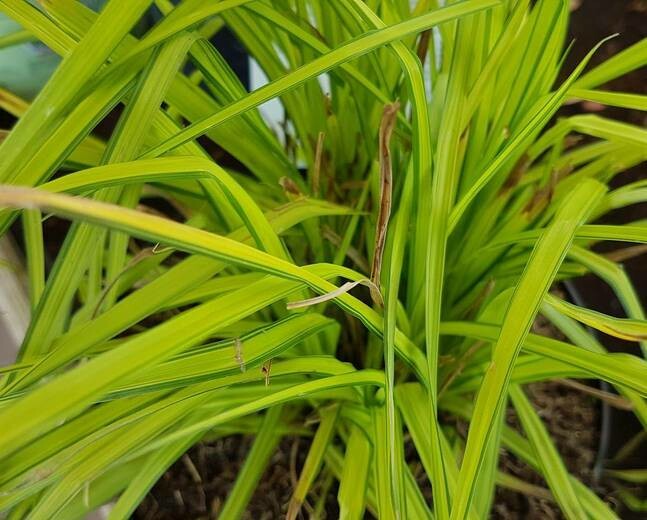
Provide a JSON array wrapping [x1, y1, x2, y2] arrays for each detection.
[[134, 435, 340, 520]]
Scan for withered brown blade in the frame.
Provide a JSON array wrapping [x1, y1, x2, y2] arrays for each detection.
[[370, 101, 400, 305]]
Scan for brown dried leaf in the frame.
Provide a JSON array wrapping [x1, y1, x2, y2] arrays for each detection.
[[416, 29, 432, 65], [279, 176, 303, 200], [370, 102, 400, 305], [500, 153, 530, 195]]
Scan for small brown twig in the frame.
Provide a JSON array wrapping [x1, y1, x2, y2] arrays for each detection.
[[91, 246, 156, 318], [439, 341, 485, 397], [322, 225, 369, 273], [604, 244, 647, 263], [289, 437, 300, 489], [556, 379, 633, 410], [182, 454, 202, 484]]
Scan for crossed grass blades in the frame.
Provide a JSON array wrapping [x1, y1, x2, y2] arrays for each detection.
[[0, 0, 646, 518]]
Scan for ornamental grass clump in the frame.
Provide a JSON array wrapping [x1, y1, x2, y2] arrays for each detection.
[[0, 0, 646, 518]]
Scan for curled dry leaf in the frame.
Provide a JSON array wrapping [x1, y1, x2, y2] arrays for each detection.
[[370, 101, 400, 306], [286, 278, 382, 310]]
